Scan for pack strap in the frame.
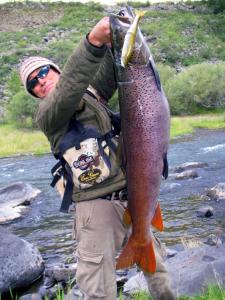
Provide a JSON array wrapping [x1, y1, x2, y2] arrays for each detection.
[[104, 131, 117, 153], [50, 161, 64, 187], [86, 86, 121, 136], [59, 173, 73, 213], [50, 160, 73, 213]]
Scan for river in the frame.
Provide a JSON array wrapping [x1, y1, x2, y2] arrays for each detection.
[[0, 128, 225, 267]]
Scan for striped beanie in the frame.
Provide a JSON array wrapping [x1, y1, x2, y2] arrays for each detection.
[[20, 56, 61, 97]]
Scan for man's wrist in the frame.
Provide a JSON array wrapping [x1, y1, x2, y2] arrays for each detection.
[[87, 32, 104, 48], [84, 35, 107, 58]]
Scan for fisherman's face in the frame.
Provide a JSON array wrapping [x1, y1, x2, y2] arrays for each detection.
[[27, 65, 60, 99]]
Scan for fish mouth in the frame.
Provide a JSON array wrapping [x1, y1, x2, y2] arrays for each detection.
[[110, 13, 131, 24], [109, 6, 134, 26], [109, 7, 134, 53]]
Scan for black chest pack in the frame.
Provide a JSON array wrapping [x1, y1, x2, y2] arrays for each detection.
[[50, 103, 121, 213]]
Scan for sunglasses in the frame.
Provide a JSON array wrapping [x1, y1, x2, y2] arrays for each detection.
[[27, 65, 50, 91]]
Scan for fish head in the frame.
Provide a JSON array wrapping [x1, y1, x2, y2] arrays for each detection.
[[110, 6, 150, 66], [110, 6, 134, 65]]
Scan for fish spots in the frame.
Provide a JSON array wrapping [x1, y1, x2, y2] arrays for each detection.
[[111, 11, 170, 274]]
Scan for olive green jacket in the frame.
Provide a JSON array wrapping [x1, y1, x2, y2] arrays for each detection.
[[36, 37, 126, 202]]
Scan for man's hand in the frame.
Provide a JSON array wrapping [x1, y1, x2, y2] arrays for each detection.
[[88, 17, 111, 48]]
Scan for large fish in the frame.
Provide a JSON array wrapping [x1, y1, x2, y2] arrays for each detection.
[[110, 6, 170, 273]]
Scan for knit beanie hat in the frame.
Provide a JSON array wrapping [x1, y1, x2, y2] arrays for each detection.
[[20, 56, 61, 97]]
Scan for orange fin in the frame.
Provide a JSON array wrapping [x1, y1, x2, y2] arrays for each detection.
[[151, 203, 164, 232], [123, 208, 132, 226], [116, 236, 156, 273]]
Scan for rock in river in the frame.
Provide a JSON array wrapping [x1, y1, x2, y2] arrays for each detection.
[[0, 181, 41, 224], [174, 161, 208, 173], [0, 227, 44, 294], [206, 182, 225, 201], [124, 243, 225, 298], [196, 205, 214, 218], [175, 169, 199, 180]]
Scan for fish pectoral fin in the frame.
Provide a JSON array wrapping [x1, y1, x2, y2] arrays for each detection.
[[123, 208, 132, 226], [151, 203, 164, 232], [162, 153, 169, 179], [116, 237, 156, 273]]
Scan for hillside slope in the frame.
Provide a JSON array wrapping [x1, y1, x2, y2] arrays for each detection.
[[0, 1, 224, 117]]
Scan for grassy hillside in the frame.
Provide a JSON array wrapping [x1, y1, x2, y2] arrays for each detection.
[[0, 0, 225, 156], [0, 1, 225, 102]]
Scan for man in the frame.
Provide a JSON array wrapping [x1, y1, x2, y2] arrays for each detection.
[[20, 16, 175, 300]]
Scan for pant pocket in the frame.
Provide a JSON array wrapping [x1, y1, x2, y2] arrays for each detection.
[[76, 248, 106, 298]]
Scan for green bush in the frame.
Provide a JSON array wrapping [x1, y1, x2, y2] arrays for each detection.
[[205, 0, 225, 13], [157, 63, 176, 86], [127, 1, 150, 8], [165, 62, 225, 115], [5, 69, 22, 96], [6, 90, 38, 128]]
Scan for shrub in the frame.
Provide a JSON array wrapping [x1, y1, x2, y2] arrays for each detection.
[[204, 0, 225, 13], [165, 62, 225, 115], [127, 1, 150, 8], [157, 63, 176, 86], [5, 69, 22, 96], [6, 90, 38, 128]]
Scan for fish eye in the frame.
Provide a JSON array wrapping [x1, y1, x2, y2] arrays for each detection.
[[118, 10, 125, 16]]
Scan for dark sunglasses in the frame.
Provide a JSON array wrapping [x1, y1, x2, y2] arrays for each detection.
[[27, 65, 50, 91]]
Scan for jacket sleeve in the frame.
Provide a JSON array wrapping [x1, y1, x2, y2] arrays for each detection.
[[36, 37, 107, 135], [90, 47, 117, 101]]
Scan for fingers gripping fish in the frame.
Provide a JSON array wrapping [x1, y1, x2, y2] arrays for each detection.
[[110, 6, 170, 273]]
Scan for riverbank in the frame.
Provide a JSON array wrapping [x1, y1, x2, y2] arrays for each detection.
[[1, 134, 225, 299], [1, 112, 225, 157]]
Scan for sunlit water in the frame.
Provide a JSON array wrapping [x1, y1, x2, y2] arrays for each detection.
[[0, 129, 225, 265]]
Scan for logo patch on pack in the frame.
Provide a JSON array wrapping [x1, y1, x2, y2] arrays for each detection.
[[73, 154, 94, 170], [78, 168, 102, 184], [63, 138, 110, 189]]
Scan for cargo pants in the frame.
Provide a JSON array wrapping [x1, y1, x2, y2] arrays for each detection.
[[73, 198, 175, 300]]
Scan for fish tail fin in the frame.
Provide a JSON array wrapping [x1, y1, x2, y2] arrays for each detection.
[[151, 203, 164, 232], [134, 9, 146, 19], [138, 239, 156, 273], [123, 208, 132, 226], [116, 236, 156, 273]]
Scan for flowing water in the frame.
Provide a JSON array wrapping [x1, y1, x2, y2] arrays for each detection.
[[0, 128, 225, 266]]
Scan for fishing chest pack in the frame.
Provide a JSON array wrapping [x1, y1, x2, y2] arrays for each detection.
[[50, 87, 121, 213]]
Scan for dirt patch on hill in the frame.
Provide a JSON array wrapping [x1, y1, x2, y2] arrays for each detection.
[[0, 3, 64, 32]]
